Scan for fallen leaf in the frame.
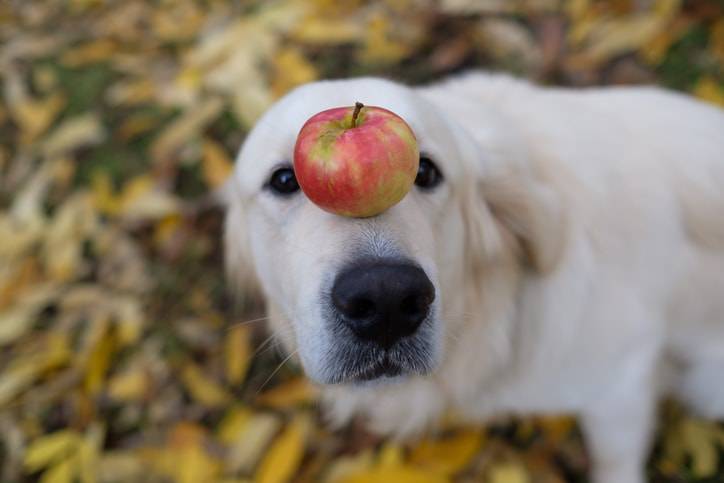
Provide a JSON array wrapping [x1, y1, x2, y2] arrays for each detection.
[[693, 76, 724, 107], [409, 429, 484, 475], [256, 377, 318, 409], [339, 466, 449, 483], [202, 138, 234, 190], [150, 97, 223, 165], [41, 113, 106, 158], [0, 283, 59, 345], [61, 39, 116, 66], [567, 14, 668, 69], [24, 430, 80, 473], [77, 424, 104, 483], [271, 47, 319, 97], [679, 419, 720, 477], [712, 18, 724, 65], [107, 367, 148, 402], [181, 362, 232, 407], [3, 65, 66, 144], [489, 462, 530, 483], [217, 406, 253, 445], [255, 414, 310, 483], [359, 14, 410, 65], [39, 456, 76, 483], [292, 16, 364, 45], [224, 412, 281, 474]]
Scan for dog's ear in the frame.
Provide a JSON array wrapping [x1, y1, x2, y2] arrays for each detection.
[[480, 172, 566, 273], [458, 133, 567, 274], [223, 181, 263, 308]]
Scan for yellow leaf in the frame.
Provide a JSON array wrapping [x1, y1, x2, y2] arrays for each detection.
[[7, 86, 66, 145], [225, 325, 251, 385], [324, 450, 375, 483], [409, 429, 483, 475], [61, 39, 116, 67], [292, 16, 364, 45], [339, 466, 449, 483], [24, 430, 80, 472], [225, 412, 281, 474], [98, 451, 144, 482], [107, 368, 148, 402], [77, 424, 104, 483], [271, 47, 318, 97], [378, 443, 403, 467], [567, 14, 667, 68], [693, 76, 724, 108], [681, 419, 719, 477], [41, 113, 106, 158], [90, 172, 121, 216], [114, 297, 145, 346], [255, 414, 310, 483], [106, 79, 156, 106], [40, 456, 76, 483], [153, 214, 183, 249], [489, 463, 530, 483], [537, 415, 575, 444], [181, 363, 232, 407], [256, 377, 318, 409], [359, 15, 411, 65], [116, 175, 180, 221], [0, 283, 59, 345], [43, 193, 97, 282], [202, 139, 234, 189], [0, 358, 45, 407], [712, 18, 724, 65], [84, 326, 115, 395], [150, 97, 223, 164], [640, 19, 691, 65], [166, 423, 221, 483], [217, 406, 253, 444]]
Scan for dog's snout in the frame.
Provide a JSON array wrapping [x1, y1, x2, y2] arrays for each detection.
[[331, 262, 435, 348]]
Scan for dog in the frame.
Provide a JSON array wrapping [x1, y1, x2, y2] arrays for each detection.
[[224, 72, 724, 483]]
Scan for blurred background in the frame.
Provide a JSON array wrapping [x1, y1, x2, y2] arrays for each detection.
[[0, 1, 723, 482]]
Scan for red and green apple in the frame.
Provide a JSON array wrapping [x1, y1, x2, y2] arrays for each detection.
[[293, 102, 419, 218]]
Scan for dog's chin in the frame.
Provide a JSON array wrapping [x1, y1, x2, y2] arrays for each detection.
[[310, 332, 439, 386]]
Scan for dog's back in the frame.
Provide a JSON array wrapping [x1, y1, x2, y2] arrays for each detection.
[[421, 71, 724, 418]]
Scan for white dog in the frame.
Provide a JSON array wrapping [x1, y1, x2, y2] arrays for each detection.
[[224, 72, 724, 483]]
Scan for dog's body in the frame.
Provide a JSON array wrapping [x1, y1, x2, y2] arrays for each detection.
[[225, 72, 724, 483]]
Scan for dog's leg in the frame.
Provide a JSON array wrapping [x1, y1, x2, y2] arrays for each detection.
[[580, 364, 657, 483]]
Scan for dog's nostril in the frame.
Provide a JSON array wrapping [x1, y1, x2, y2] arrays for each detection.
[[347, 298, 375, 319], [400, 294, 425, 317]]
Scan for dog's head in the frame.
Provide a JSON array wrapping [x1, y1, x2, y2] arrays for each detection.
[[225, 77, 564, 386]]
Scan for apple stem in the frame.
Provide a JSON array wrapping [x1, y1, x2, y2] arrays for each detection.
[[351, 102, 364, 128]]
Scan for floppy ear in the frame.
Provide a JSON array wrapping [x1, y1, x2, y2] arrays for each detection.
[[458, 136, 567, 274], [223, 180, 263, 309], [479, 172, 567, 273]]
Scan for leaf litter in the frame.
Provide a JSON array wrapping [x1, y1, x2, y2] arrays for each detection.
[[0, 0, 722, 482]]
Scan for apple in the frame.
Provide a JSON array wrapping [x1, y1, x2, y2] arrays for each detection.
[[293, 102, 419, 218]]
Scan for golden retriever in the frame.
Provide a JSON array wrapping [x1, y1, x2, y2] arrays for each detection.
[[224, 72, 724, 483]]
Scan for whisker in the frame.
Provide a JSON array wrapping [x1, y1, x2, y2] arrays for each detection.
[[255, 349, 299, 395], [226, 315, 270, 331]]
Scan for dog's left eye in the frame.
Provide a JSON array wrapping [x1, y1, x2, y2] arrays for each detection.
[[415, 157, 443, 190], [267, 167, 300, 195]]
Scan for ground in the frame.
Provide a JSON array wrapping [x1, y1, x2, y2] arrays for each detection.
[[0, 1, 723, 482]]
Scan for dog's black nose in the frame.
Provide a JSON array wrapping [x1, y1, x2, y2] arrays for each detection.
[[331, 261, 435, 348]]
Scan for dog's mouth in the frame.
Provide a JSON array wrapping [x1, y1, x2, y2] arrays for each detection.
[[353, 355, 406, 382]]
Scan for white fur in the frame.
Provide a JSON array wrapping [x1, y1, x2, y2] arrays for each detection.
[[225, 72, 724, 483]]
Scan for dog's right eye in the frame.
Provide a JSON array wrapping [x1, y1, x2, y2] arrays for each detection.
[[267, 167, 300, 195]]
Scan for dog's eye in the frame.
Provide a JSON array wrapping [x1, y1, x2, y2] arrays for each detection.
[[267, 167, 300, 195], [415, 157, 443, 189]]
